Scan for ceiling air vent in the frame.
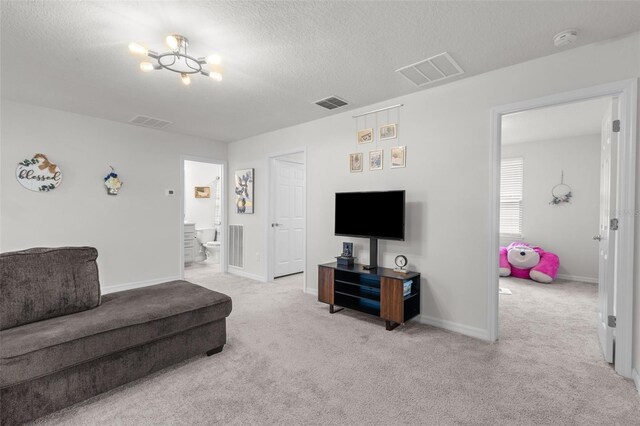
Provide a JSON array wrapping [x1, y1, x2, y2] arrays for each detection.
[[128, 115, 173, 129], [396, 52, 464, 87], [314, 96, 349, 110]]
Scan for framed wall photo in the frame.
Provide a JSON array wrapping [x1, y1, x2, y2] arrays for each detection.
[[349, 153, 363, 173], [379, 123, 397, 140], [194, 186, 211, 198], [369, 149, 383, 171], [235, 168, 254, 214], [357, 128, 373, 144], [390, 146, 406, 168]]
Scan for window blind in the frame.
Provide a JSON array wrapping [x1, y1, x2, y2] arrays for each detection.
[[500, 158, 523, 236]]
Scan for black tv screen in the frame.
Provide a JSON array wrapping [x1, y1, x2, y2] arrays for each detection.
[[335, 190, 405, 241]]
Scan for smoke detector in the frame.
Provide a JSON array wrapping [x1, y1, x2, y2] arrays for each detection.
[[553, 29, 578, 47]]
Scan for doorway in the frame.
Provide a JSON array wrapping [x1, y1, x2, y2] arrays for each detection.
[[489, 80, 637, 378], [180, 156, 227, 279], [266, 150, 306, 284]]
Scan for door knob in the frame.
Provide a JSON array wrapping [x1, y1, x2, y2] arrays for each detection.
[[271, 223, 281, 227], [593, 235, 602, 241]]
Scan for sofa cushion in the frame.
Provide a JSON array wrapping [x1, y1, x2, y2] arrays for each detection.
[[0, 280, 232, 388], [0, 247, 100, 330]]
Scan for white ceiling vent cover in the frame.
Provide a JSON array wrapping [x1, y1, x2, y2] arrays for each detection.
[[314, 96, 349, 110], [128, 115, 173, 129], [396, 52, 464, 87]]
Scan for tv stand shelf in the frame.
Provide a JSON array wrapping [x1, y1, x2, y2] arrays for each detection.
[[318, 262, 420, 330]]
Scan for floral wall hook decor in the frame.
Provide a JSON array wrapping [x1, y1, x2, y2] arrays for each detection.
[[549, 171, 572, 205], [104, 166, 123, 195]]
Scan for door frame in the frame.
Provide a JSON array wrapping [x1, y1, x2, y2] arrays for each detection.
[[265, 147, 307, 291], [488, 79, 637, 378], [179, 155, 228, 278]]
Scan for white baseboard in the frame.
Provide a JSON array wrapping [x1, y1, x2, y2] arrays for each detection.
[[227, 267, 267, 282], [556, 274, 598, 284], [418, 314, 491, 341], [304, 287, 318, 296], [633, 369, 640, 395], [101, 276, 181, 294]]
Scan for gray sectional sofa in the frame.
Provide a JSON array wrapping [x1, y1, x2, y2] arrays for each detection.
[[0, 247, 232, 425]]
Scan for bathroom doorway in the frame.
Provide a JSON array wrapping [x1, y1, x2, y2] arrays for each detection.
[[180, 156, 226, 278]]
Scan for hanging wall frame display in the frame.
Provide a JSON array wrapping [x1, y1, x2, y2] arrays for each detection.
[[379, 123, 397, 140], [349, 153, 363, 173], [390, 146, 406, 168], [235, 168, 254, 214], [357, 128, 373, 144], [16, 153, 62, 192], [369, 149, 383, 171]]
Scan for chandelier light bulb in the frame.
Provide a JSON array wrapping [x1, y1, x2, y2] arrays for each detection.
[[166, 35, 179, 51], [181, 73, 191, 85], [139, 62, 154, 72], [209, 72, 223, 82], [128, 43, 147, 55], [206, 54, 222, 65]]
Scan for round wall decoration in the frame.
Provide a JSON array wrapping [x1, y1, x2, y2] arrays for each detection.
[[16, 153, 62, 192]]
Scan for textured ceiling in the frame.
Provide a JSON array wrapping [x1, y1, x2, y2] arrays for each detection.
[[2, 1, 640, 143], [502, 97, 610, 145]]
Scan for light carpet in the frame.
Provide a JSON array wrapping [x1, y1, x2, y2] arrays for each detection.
[[32, 273, 639, 425]]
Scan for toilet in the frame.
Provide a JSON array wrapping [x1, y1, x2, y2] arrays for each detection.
[[196, 228, 220, 262]]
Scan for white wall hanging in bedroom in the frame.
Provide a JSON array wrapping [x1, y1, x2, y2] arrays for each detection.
[[104, 166, 123, 195], [16, 153, 62, 192], [351, 104, 403, 172], [549, 170, 572, 205]]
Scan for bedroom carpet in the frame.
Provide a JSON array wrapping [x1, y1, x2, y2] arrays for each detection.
[[31, 273, 639, 425]]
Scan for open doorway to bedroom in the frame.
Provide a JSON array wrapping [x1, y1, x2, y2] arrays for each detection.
[[498, 96, 612, 365]]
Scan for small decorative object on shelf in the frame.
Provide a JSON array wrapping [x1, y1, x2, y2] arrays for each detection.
[[104, 166, 123, 195], [394, 255, 408, 273], [549, 171, 572, 205], [16, 153, 62, 192], [336, 242, 355, 266]]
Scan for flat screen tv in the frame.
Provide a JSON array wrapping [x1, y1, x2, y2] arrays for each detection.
[[335, 190, 405, 241]]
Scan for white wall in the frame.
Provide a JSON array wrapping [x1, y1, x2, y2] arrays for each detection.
[[501, 135, 601, 282], [0, 100, 226, 291], [184, 160, 221, 229], [227, 32, 640, 343]]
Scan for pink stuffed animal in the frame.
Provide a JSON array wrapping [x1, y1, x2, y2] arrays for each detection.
[[499, 242, 559, 283]]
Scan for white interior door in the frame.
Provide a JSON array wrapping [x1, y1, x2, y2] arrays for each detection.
[[596, 97, 618, 363], [273, 159, 305, 278]]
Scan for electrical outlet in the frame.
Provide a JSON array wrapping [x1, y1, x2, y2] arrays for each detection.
[[165, 189, 175, 196]]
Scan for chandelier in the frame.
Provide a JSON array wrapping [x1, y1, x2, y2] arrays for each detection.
[[128, 34, 222, 85]]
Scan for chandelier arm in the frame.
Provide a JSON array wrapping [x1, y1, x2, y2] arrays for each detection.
[[185, 59, 200, 72]]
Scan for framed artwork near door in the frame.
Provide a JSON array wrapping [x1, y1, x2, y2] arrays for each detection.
[[194, 186, 210, 198], [235, 168, 254, 214]]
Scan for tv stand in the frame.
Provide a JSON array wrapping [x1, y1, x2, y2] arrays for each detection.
[[318, 262, 420, 330], [362, 238, 378, 270]]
